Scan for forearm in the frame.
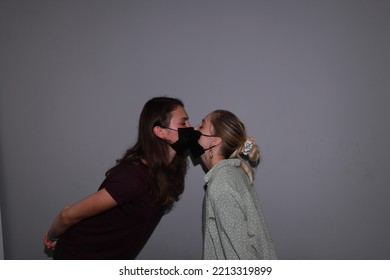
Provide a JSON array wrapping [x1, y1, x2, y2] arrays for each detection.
[[47, 206, 80, 239], [46, 188, 117, 240]]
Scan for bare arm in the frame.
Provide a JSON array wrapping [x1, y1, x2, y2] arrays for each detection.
[[44, 188, 117, 249]]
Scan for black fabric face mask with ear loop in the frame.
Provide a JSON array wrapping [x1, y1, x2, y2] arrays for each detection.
[[158, 126, 216, 158], [159, 127, 203, 156]]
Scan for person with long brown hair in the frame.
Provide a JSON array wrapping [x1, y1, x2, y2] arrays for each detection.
[[194, 109, 276, 260], [44, 96, 191, 259]]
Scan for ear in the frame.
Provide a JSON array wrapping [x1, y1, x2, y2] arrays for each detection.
[[211, 136, 222, 146], [153, 126, 165, 139]]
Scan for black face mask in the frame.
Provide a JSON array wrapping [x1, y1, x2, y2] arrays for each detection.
[[160, 127, 214, 158], [189, 132, 206, 158], [163, 127, 203, 155], [175, 129, 217, 158], [190, 133, 218, 158]]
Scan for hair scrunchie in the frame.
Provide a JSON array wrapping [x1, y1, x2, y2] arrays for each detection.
[[241, 137, 254, 156]]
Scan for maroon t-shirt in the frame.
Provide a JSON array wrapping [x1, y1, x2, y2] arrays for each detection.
[[55, 161, 165, 259]]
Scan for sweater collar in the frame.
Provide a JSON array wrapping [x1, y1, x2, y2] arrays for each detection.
[[204, 158, 242, 183]]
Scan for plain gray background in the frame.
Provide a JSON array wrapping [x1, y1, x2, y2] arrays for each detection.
[[0, 0, 389, 260]]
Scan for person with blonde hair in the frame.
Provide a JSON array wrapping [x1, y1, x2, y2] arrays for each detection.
[[194, 109, 276, 260]]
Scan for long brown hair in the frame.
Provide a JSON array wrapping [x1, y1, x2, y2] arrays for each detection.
[[107, 97, 188, 206]]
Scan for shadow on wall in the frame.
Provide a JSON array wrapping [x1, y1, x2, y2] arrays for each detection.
[[0, 207, 4, 259], [0, 136, 4, 259]]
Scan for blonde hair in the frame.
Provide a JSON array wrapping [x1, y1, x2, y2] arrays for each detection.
[[209, 110, 260, 184]]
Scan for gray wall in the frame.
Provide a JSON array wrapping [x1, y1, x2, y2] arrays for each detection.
[[0, 0, 389, 260]]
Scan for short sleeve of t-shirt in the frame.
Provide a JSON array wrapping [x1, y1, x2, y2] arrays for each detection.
[[99, 162, 149, 205]]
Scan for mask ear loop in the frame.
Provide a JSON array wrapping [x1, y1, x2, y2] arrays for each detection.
[[154, 126, 179, 143], [152, 126, 177, 145], [159, 126, 177, 132], [201, 133, 220, 161], [200, 132, 217, 137], [201, 133, 219, 151]]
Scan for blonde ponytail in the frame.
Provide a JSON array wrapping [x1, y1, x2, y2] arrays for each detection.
[[208, 110, 260, 185], [230, 142, 260, 185]]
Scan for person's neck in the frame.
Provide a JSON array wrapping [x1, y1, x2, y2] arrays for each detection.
[[209, 155, 225, 169], [168, 147, 177, 163]]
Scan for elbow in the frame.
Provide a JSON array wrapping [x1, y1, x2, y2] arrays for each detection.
[[59, 206, 79, 226]]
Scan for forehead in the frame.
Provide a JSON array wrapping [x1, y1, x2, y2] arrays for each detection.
[[170, 106, 188, 121], [203, 113, 213, 124], [201, 114, 213, 129]]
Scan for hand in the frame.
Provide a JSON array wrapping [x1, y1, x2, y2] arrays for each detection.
[[43, 232, 57, 250]]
